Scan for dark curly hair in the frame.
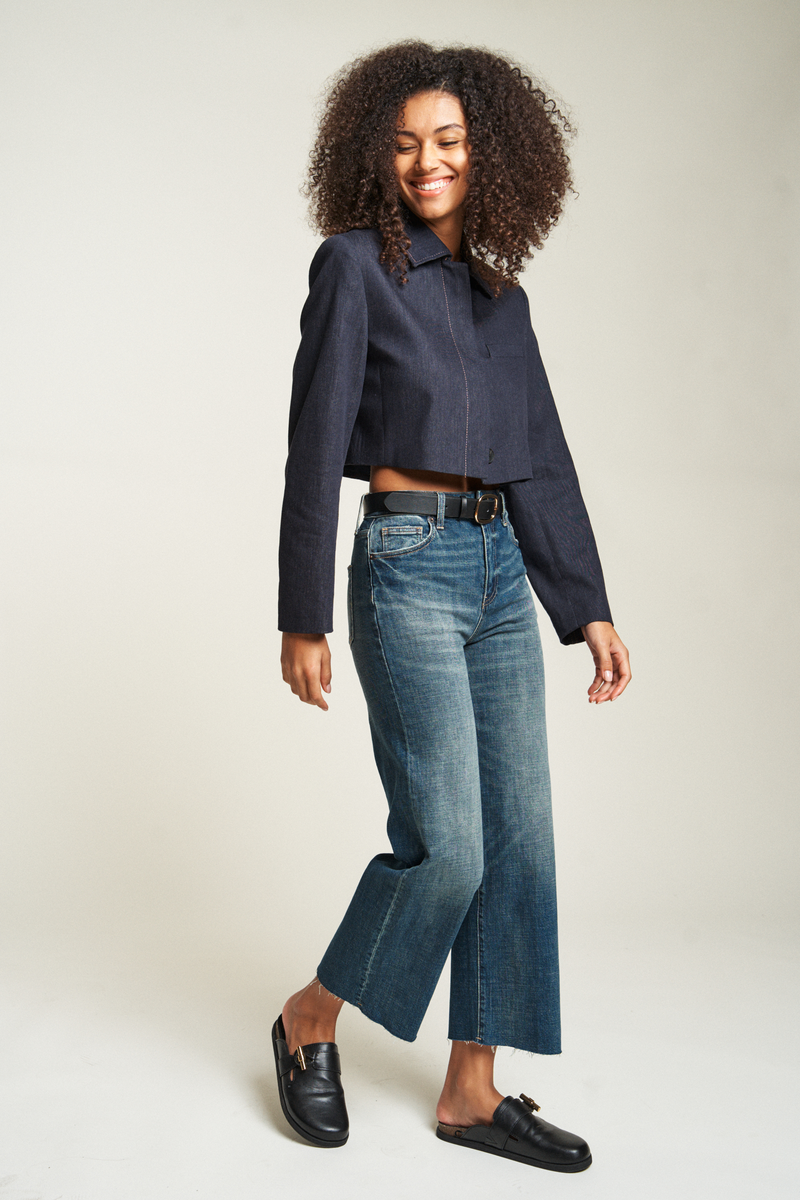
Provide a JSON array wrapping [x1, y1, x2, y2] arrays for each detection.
[[306, 41, 574, 293]]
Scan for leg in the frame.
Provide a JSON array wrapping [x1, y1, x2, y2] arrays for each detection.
[[448, 515, 560, 1053], [316, 511, 487, 1040], [281, 977, 344, 1055], [436, 1041, 503, 1126]]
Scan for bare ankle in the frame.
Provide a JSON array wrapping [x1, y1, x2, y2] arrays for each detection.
[[436, 1041, 504, 1128], [282, 978, 344, 1053]]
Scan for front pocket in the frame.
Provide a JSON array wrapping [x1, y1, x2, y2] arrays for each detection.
[[369, 516, 436, 559], [381, 524, 425, 552]]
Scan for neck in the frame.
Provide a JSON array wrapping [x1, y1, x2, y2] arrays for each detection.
[[421, 211, 464, 260]]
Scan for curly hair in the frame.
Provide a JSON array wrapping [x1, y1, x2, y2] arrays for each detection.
[[306, 41, 574, 293]]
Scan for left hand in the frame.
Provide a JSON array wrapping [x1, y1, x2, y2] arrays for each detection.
[[580, 621, 631, 704]]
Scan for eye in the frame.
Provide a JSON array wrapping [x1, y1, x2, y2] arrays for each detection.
[[395, 144, 416, 153]]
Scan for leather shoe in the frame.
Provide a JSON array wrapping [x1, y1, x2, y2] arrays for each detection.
[[272, 1014, 348, 1147], [436, 1093, 591, 1172]]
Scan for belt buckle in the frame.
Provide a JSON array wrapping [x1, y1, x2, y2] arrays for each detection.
[[474, 494, 498, 525]]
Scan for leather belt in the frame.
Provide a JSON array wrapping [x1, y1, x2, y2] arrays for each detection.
[[363, 491, 502, 525]]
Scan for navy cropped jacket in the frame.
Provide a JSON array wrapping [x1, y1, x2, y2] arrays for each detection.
[[278, 215, 613, 644]]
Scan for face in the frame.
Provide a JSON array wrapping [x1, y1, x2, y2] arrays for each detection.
[[394, 91, 470, 226]]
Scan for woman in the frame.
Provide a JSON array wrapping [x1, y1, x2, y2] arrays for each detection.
[[274, 42, 630, 1173]]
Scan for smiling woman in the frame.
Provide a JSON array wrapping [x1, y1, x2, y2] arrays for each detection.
[[394, 92, 471, 257], [305, 41, 575, 292], [274, 40, 630, 1174]]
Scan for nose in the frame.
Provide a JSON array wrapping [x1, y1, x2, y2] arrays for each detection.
[[416, 141, 439, 174]]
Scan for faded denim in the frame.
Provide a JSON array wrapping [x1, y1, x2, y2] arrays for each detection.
[[277, 215, 612, 642], [316, 494, 561, 1054]]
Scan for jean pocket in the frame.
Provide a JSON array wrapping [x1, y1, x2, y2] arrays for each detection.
[[368, 515, 436, 559]]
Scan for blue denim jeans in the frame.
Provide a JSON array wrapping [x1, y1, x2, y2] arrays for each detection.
[[317, 493, 560, 1054]]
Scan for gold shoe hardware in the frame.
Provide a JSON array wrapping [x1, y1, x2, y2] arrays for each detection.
[[294, 1045, 307, 1071], [520, 1093, 540, 1111]]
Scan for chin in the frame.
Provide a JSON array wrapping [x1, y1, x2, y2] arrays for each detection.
[[406, 197, 456, 220]]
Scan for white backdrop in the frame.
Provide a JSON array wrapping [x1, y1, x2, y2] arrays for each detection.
[[1, 3, 798, 1198]]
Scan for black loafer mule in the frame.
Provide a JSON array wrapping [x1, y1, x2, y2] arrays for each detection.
[[272, 1014, 349, 1147], [436, 1093, 591, 1172]]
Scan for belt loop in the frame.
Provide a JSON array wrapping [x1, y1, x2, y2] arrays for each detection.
[[354, 494, 365, 534], [436, 491, 446, 530]]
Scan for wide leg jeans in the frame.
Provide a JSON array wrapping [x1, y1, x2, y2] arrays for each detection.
[[316, 493, 561, 1054]]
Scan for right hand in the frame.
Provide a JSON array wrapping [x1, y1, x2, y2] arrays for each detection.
[[281, 632, 332, 711]]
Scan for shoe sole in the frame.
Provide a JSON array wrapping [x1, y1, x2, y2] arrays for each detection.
[[436, 1127, 591, 1172], [271, 1018, 348, 1148]]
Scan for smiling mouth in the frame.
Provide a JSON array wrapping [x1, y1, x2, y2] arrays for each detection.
[[409, 177, 454, 193]]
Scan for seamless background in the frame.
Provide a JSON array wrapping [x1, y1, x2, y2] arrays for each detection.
[[1, 2, 798, 1198]]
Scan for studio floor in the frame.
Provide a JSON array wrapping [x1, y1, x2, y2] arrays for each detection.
[[1, 913, 797, 1200]]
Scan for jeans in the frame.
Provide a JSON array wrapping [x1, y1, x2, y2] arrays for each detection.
[[317, 492, 561, 1054]]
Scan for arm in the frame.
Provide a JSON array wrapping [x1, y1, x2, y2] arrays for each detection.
[[503, 293, 631, 700], [503, 292, 613, 644], [278, 236, 368, 635], [278, 238, 368, 706]]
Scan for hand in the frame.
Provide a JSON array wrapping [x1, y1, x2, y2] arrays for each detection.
[[281, 632, 332, 711], [580, 621, 631, 704]]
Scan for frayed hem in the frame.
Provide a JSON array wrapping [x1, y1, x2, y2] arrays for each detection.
[[448, 1039, 562, 1056], [448, 1039, 498, 1054], [310, 974, 344, 1004], [509, 1045, 562, 1058], [315, 967, 422, 1043]]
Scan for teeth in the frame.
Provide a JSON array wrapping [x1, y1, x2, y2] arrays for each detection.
[[414, 179, 450, 191]]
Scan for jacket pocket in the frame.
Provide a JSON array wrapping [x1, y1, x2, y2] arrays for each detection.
[[485, 342, 524, 358]]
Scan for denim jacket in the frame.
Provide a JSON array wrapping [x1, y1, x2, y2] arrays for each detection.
[[278, 215, 613, 644]]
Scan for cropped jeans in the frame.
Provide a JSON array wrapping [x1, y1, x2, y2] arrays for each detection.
[[316, 492, 561, 1054]]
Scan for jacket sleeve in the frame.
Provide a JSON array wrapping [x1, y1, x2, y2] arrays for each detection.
[[503, 292, 613, 645], [278, 237, 368, 633]]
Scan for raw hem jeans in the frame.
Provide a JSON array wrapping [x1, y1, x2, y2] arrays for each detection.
[[316, 493, 561, 1054]]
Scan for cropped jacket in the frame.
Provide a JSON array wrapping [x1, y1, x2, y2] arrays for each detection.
[[278, 215, 613, 644]]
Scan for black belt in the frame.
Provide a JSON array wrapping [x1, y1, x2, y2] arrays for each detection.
[[363, 490, 502, 525]]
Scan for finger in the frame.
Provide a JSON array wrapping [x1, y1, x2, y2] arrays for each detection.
[[608, 664, 632, 701], [299, 668, 329, 711], [607, 644, 632, 701], [283, 661, 324, 709], [321, 653, 332, 696], [588, 679, 609, 697], [591, 664, 619, 701], [588, 666, 614, 696], [300, 685, 329, 711], [592, 649, 614, 697]]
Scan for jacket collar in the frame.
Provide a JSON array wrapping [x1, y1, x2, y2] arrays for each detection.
[[404, 215, 495, 298]]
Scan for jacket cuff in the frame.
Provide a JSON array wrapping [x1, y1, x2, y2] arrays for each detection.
[[558, 608, 614, 646]]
